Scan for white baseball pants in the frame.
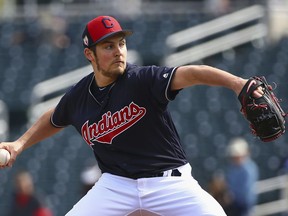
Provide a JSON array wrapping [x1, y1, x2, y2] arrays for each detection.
[[65, 163, 226, 216]]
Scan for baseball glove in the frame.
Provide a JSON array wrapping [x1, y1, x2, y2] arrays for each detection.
[[238, 76, 287, 142]]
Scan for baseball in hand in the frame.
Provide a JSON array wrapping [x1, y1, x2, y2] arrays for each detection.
[[0, 149, 10, 166]]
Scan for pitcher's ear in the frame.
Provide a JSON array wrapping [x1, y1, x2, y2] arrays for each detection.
[[84, 48, 94, 61]]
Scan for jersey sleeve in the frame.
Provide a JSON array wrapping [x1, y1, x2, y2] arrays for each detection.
[[138, 65, 181, 104], [50, 90, 74, 128], [50, 72, 93, 128]]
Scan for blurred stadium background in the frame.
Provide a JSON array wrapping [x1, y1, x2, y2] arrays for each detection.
[[0, 0, 288, 215]]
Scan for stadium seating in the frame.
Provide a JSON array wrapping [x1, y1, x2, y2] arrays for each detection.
[[0, 11, 287, 216]]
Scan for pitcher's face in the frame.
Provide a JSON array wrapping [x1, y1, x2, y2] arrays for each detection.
[[93, 34, 127, 79]]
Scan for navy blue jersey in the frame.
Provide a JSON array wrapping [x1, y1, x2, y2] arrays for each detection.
[[51, 63, 188, 178]]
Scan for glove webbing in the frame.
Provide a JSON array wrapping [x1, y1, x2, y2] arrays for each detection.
[[238, 77, 262, 117]]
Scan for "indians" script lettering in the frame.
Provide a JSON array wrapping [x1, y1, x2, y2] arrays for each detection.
[[81, 102, 146, 145]]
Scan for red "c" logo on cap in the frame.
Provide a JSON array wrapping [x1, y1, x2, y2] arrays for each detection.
[[102, 17, 114, 29]]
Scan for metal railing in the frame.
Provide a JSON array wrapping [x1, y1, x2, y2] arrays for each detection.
[[253, 174, 288, 216], [163, 5, 267, 66], [0, 100, 9, 140]]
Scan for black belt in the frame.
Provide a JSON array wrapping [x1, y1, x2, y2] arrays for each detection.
[[128, 168, 182, 179]]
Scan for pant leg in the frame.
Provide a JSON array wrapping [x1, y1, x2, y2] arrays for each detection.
[[65, 173, 140, 216], [139, 176, 227, 216], [66, 168, 226, 216]]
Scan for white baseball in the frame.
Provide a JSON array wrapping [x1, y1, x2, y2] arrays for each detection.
[[0, 149, 11, 166]]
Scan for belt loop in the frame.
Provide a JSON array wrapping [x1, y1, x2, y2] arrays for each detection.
[[171, 169, 182, 177], [163, 169, 172, 177]]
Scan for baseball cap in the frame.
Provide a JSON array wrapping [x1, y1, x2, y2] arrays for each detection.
[[82, 16, 132, 48], [227, 137, 249, 157]]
